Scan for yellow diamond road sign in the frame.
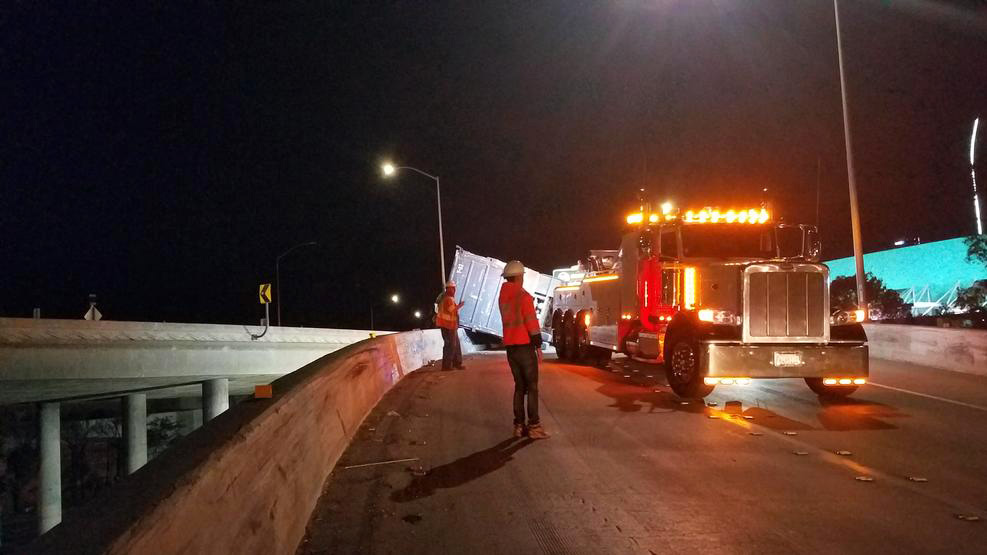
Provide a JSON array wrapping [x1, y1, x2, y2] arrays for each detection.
[[259, 283, 272, 304]]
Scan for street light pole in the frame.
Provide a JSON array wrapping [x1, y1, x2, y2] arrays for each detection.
[[275, 241, 318, 327], [382, 163, 447, 287], [833, 0, 867, 317]]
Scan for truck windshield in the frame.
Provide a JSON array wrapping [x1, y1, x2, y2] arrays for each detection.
[[680, 225, 774, 258]]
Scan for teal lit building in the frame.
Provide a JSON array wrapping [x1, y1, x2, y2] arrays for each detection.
[[824, 237, 987, 315]]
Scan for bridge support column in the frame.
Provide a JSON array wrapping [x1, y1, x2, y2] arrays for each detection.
[[202, 378, 229, 421], [123, 394, 148, 474], [38, 402, 61, 535]]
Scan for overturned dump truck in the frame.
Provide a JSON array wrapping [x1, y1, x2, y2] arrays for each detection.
[[448, 246, 559, 341]]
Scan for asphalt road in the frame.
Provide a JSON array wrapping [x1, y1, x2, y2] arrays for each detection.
[[299, 353, 987, 554]]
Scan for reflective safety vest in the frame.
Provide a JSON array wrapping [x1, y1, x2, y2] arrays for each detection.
[[498, 281, 539, 346], [436, 293, 458, 329]]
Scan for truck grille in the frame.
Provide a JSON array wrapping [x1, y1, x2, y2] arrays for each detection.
[[744, 264, 828, 342]]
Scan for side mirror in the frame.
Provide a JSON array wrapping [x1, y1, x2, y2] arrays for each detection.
[[804, 228, 821, 262]]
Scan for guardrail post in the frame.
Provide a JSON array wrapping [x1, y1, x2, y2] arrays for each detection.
[[202, 378, 229, 421], [123, 394, 148, 474], [38, 402, 61, 535]]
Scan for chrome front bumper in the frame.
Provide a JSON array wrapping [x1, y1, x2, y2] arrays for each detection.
[[703, 342, 868, 378]]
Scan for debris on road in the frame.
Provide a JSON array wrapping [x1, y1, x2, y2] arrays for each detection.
[[386, 410, 402, 417], [836, 450, 853, 456], [748, 432, 763, 436], [742, 415, 754, 420], [783, 431, 798, 436], [906, 476, 928, 483], [793, 451, 809, 456], [708, 414, 720, 419], [855, 476, 874, 482], [955, 514, 981, 522], [706, 401, 718, 407], [342, 457, 420, 470]]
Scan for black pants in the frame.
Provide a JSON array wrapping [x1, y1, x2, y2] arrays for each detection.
[[441, 327, 462, 369], [506, 344, 539, 425]]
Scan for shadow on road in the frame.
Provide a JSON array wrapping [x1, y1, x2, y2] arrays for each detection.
[[390, 437, 535, 503]]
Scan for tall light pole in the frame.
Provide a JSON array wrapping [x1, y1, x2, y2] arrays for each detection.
[[275, 241, 318, 327], [971, 116, 982, 235], [381, 162, 446, 287], [833, 0, 868, 317]]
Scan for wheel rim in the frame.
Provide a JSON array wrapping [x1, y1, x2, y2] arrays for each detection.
[[670, 342, 696, 384]]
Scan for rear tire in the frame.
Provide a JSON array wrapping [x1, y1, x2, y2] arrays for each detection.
[[805, 378, 858, 398], [664, 331, 714, 398], [553, 321, 568, 360], [572, 317, 591, 362]]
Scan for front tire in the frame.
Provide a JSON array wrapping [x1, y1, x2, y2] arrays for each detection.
[[805, 378, 858, 398], [664, 332, 714, 398]]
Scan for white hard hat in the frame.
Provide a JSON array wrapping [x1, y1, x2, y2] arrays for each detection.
[[502, 260, 525, 277], [446, 280, 456, 288]]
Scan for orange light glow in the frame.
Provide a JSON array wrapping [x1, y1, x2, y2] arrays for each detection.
[[854, 309, 866, 322], [682, 207, 771, 224], [584, 313, 591, 327], [853, 378, 867, 385], [626, 212, 644, 225], [698, 309, 714, 322], [583, 274, 619, 283], [684, 267, 696, 309], [649, 213, 660, 223]]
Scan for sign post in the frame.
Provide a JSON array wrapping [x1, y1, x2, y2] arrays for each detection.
[[251, 284, 272, 340]]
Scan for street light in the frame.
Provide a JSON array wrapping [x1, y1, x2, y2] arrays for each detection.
[[370, 293, 401, 330], [380, 162, 446, 287], [275, 241, 318, 327], [413, 310, 422, 319], [833, 0, 868, 318]]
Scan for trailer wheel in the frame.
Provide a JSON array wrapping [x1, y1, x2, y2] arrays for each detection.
[[804, 378, 858, 398], [664, 332, 714, 398]]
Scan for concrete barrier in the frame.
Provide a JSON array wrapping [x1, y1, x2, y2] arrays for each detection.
[[864, 323, 987, 376], [29, 329, 442, 555]]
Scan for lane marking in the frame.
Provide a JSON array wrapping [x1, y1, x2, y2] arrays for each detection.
[[868, 382, 987, 413]]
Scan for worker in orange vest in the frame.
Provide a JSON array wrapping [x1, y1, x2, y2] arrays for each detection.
[[436, 280, 465, 370], [498, 260, 548, 439]]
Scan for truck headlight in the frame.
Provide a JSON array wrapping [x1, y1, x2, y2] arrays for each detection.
[[830, 309, 865, 325], [698, 308, 740, 325]]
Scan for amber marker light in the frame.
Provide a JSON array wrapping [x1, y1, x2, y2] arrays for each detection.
[[626, 212, 644, 224], [583, 274, 619, 283]]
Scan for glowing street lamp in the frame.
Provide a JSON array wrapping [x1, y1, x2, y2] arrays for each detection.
[[380, 161, 446, 287], [370, 292, 401, 330], [413, 310, 422, 319]]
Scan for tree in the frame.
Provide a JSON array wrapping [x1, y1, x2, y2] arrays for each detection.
[[830, 272, 911, 320], [954, 282, 987, 314], [964, 234, 987, 269]]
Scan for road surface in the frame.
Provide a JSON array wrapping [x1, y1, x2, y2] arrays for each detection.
[[299, 353, 987, 554]]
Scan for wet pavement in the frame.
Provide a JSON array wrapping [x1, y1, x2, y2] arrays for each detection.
[[298, 353, 987, 554]]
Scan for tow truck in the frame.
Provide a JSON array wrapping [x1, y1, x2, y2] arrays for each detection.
[[549, 203, 869, 399]]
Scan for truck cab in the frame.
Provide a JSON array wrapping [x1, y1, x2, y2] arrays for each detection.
[[549, 206, 869, 399]]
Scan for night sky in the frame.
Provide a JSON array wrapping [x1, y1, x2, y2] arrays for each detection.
[[4, 1, 986, 329]]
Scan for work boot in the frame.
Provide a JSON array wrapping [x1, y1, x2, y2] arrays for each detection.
[[513, 424, 525, 438], [527, 423, 550, 439]]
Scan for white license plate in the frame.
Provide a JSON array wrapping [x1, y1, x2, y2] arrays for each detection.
[[773, 352, 802, 367]]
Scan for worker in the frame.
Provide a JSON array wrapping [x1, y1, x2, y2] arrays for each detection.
[[436, 280, 465, 370], [498, 260, 548, 439]]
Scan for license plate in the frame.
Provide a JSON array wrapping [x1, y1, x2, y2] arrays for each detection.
[[773, 352, 802, 367]]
